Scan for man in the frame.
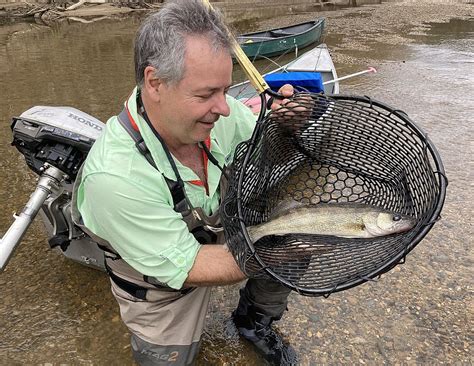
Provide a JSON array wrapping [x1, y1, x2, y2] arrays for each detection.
[[76, 0, 297, 364]]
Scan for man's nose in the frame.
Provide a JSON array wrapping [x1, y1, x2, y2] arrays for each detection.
[[211, 94, 230, 117]]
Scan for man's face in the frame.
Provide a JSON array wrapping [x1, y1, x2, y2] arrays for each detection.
[[156, 35, 233, 146]]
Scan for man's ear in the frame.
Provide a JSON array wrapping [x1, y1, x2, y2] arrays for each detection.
[[143, 66, 163, 102]]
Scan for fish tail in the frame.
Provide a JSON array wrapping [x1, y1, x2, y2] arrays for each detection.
[[246, 225, 263, 243]]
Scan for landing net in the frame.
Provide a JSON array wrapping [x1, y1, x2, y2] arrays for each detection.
[[221, 93, 447, 297]]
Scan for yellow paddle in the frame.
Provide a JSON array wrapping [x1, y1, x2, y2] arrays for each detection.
[[201, 0, 270, 95]]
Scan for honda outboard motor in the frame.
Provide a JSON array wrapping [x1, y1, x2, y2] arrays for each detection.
[[12, 106, 102, 178], [1, 106, 106, 271]]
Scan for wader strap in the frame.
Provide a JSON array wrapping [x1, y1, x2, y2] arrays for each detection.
[[105, 261, 148, 300], [105, 261, 193, 298], [117, 108, 186, 209], [117, 108, 157, 171]]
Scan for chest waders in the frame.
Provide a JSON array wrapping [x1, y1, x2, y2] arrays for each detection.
[[72, 94, 228, 299]]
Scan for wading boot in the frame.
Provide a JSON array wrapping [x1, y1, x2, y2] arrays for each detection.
[[232, 305, 298, 365]]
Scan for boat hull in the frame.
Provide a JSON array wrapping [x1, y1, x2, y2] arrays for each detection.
[[237, 18, 325, 60]]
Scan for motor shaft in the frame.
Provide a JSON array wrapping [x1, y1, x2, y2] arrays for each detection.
[[0, 165, 65, 271]]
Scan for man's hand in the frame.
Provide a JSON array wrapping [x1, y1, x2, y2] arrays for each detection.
[[269, 84, 295, 111], [269, 84, 314, 118]]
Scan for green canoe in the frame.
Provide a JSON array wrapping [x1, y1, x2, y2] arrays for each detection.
[[237, 18, 325, 60]]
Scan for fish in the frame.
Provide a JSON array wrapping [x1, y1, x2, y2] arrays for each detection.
[[246, 202, 416, 242]]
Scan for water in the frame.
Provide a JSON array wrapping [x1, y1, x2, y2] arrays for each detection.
[[0, 4, 472, 365]]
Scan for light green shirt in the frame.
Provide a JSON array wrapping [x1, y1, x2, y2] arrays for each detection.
[[77, 87, 256, 289]]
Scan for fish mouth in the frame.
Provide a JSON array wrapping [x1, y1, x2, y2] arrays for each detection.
[[390, 218, 418, 236], [403, 218, 418, 231]]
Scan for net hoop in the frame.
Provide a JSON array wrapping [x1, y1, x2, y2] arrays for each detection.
[[222, 93, 447, 297]]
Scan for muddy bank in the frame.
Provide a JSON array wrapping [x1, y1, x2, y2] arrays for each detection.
[[1, 0, 471, 49], [0, 1, 383, 26], [0, 0, 333, 26], [0, 2, 150, 27], [255, 0, 473, 65]]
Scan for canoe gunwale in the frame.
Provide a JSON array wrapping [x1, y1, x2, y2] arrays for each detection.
[[237, 18, 325, 43], [236, 18, 326, 60]]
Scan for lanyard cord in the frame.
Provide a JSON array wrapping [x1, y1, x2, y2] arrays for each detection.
[[199, 141, 229, 180], [136, 91, 227, 188], [137, 93, 186, 192]]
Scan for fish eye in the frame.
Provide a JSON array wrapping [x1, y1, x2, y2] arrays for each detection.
[[392, 214, 402, 222]]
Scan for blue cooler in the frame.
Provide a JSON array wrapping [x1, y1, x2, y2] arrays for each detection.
[[264, 72, 324, 93]]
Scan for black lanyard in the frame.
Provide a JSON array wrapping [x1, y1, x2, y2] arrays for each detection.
[[136, 90, 228, 188]]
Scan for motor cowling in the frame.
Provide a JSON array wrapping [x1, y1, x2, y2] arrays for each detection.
[[11, 106, 105, 180]]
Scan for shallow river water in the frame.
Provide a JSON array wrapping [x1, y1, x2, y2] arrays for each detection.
[[0, 1, 472, 365]]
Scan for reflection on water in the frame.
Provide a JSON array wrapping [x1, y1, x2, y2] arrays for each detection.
[[422, 18, 474, 42], [0, 11, 472, 366]]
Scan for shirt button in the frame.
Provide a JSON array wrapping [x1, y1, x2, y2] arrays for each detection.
[[176, 257, 185, 266]]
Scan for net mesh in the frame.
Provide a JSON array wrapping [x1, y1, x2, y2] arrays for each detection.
[[221, 93, 447, 296]]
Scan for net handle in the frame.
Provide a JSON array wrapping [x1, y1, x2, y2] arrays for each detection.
[[201, 0, 283, 120], [201, 0, 268, 94]]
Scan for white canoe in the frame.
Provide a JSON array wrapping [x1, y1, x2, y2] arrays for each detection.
[[228, 43, 339, 112]]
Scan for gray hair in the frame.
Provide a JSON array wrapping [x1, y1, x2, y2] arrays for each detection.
[[134, 0, 233, 86]]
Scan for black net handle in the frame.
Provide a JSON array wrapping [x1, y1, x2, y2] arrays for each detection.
[[256, 88, 282, 123]]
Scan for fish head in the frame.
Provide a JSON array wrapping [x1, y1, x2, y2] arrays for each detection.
[[363, 211, 417, 237]]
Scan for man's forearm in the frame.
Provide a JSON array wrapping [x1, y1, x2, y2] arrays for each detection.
[[184, 244, 246, 287]]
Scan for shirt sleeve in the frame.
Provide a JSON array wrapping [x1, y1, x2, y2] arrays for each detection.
[[78, 172, 200, 289]]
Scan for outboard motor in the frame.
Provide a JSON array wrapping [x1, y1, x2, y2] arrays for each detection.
[[1, 106, 106, 271]]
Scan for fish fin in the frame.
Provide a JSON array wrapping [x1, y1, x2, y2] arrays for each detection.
[[268, 198, 306, 219]]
